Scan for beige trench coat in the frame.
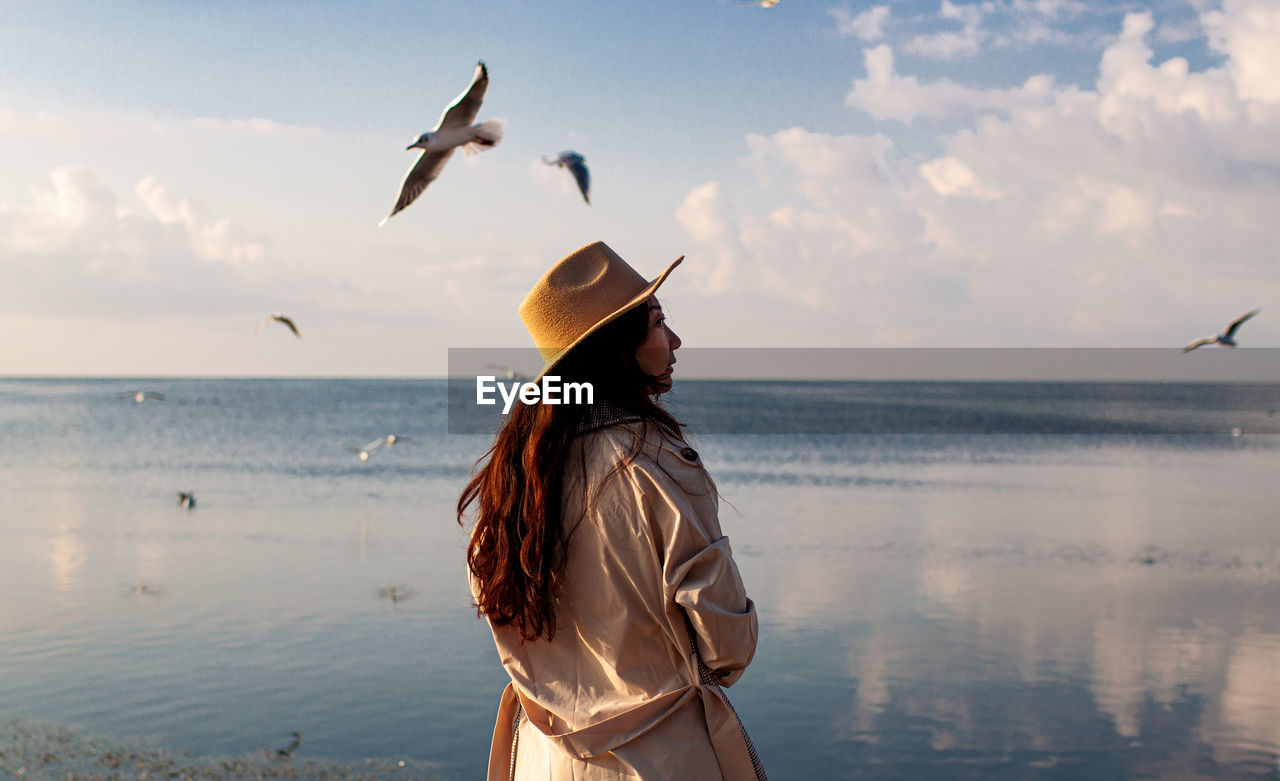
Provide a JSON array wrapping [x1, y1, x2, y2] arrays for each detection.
[[476, 423, 764, 780]]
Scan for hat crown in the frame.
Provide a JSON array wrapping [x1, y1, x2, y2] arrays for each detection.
[[519, 241, 650, 359]]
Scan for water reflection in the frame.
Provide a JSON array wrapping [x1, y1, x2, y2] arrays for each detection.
[[846, 633, 891, 741], [133, 536, 170, 586], [47, 524, 86, 595], [1218, 631, 1280, 772], [779, 551, 1280, 776], [732, 443, 1280, 777], [3, 380, 1279, 779]]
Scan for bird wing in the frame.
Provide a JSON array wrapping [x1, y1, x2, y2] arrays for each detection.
[[566, 156, 591, 204], [278, 316, 302, 338], [360, 437, 388, 453], [435, 61, 489, 131], [379, 148, 456, 224], [1222, 308, 1260, 339], [1182, 337, 1215, 353]]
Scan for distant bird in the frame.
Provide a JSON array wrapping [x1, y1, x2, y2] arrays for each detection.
[[353, 441, 381, 461], [377, 585, 414, 603], [1182, 308, 1261, 352], [256, 312, 301, 338], [125, 578, 165, 597], [542, 151, 591, 204], [275, 731, 302, 758], [118, 390, 167, 402], [353, 434, 410, 460], [485, 363, 529, 381], [379, 61, 503, 226], [177, 491, 196, 509]]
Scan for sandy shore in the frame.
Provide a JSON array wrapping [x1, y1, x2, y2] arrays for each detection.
[[0, 717, 443, 780]]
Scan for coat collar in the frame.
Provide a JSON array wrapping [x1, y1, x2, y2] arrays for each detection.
[[573, 399, 646, 436]]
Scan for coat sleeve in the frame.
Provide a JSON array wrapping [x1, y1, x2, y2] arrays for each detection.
[[630, 454, 759, 687]]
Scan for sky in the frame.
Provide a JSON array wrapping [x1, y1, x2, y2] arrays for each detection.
[[1, 0, 1278, 377]]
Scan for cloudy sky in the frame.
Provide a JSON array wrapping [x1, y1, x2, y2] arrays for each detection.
[[1, 0, 1277, 376]]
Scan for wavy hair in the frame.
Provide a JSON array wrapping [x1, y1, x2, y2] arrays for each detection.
[[457, 301, 683, 641]]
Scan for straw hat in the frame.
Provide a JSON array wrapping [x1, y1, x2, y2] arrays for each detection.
[[519, 241, 682, 381]]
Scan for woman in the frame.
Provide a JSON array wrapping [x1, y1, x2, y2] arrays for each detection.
[[458, 241, 766, 780]]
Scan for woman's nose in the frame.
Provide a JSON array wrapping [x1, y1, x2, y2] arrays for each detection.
[[668, 326, 682, 350]]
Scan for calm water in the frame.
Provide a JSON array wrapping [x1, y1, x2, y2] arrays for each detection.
[[2, 378, 1279, 779]]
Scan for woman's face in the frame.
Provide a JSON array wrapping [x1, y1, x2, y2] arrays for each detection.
[[635, 297, 681, 394]]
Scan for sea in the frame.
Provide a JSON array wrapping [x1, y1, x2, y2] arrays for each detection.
[[2, 377, 1279, 780]]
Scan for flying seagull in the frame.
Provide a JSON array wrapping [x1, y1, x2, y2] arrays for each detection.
[[379, 61, 503, 226], [542, 151, 591, 204], [1182, 308, 1261, 352], [256, 312, 301, 338], [353, 434, 410, 460], [118, 390, 167, 402]]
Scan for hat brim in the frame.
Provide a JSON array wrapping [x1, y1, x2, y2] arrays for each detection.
[[531, 255, 683, 383]]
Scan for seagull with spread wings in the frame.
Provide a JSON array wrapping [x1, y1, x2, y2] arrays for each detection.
[[353, 434, 410, 461], [256, 313, 301, 338], [542, 151, 591, 204], [379, 61, 503, 226], [1182, 308, 1261, 352], [118, 390, 167, 402]]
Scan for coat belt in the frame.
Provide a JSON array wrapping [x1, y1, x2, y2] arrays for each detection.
[[487, 681, 760, 780]]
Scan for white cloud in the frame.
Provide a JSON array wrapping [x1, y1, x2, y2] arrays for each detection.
[[674, 181, 738, 294], [1154, 17, 1204, 45], [134, 176, 266, 264], [1203, 0, 1280, 105], [845, 45, 1056, 123], [832, 5, 891, 42], [919, 156, 1003, 200], [1009, 0, 1087, 18], [0, 107, 328, 144], [904, 0, 987, 58], [0, 166, 119, 254], [0, 166, 266, 268], [941, 0, 980, 25], [679, 3, 1280, 347], [187, 116, 328, 140], [0, 166, 361, 320], [872, 0, 1117, 58]]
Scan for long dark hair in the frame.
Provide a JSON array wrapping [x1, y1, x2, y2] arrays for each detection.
[[457, 301, 683, 641]]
